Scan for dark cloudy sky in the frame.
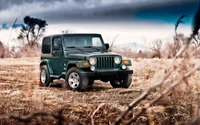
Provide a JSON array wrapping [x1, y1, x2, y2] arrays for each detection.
[[0, 0, 199, 48], [0, 0, 198, 23]]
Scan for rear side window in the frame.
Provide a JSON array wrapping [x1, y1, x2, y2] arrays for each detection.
[[42, 37, 51, 54]]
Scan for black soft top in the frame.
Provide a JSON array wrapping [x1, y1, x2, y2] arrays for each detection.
[[44, 33, 102, 38]]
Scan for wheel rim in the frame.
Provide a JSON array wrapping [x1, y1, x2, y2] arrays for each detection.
[[115, 77, 123, 85], [114, 80, 121, 85], [68, 72, 80, 89], [41, 70, 46, 83]]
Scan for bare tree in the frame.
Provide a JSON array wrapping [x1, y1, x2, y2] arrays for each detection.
[[17, 16, 47, 48], [107, 34, 119, 52], [164, 33, 188, 58], [150, 39, 162, 58]]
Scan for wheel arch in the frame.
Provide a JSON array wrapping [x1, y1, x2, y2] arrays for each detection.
[[66, 61, 90, 72], [40, 60, 53, 74], [66, 62, 77, 71]]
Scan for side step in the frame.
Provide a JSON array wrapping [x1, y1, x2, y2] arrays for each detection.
[[50, 75, 62, 79], [50, 72, 66, 79]]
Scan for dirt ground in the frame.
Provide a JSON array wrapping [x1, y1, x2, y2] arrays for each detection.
[[0, 57, 199, 125]]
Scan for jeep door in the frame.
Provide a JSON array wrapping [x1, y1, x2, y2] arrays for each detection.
[[51, 36, 64, 75]]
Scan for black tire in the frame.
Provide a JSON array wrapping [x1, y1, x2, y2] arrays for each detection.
[[89, 79, 94, 86], [40, 65, 53, 87], [65, 67, 89, 91], [110, 74, 132, 88]]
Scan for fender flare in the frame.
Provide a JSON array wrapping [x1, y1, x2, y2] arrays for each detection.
[[40, 59, 53, 74], [66, 61, 90, 70], [66, 61, 77, 70]]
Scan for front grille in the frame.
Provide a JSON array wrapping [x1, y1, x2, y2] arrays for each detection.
[[96, 56, 114, 69]]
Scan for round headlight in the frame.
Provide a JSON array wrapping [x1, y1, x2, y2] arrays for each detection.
[[114, 56, 121, 64], [122, 65, 126, 70], [89, 57, 96, 65], [90, 66, 95, 71]]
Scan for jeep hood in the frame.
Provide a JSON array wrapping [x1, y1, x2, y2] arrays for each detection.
[[65, 52, 120, 60]]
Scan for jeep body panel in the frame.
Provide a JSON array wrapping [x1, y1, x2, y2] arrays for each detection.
[[80, 69, 133, 77], [40, 33, 133, 81], [40, 59, 53, 74]]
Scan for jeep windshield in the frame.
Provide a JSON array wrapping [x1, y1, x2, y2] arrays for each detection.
[[63, 35, 104, 53]]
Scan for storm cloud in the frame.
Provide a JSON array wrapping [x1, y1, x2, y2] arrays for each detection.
[[0, 0, 199, 24]]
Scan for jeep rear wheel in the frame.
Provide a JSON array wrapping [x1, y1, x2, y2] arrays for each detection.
[[110, 74, 132, 88], [40, 65, 52, 87], [65, 67, 89, 91]]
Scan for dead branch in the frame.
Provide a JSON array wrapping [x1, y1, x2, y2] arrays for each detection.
[[187, 106, 200, 125], [110, 34, 119, 48], [125, 63, 200, 125], [114, 72, 172, 125], [151, 39, 162, 52], [118, 89, 142, 94], [175, 15, 187, 35], [114, 34, 194, 125], [90, 103, 105, 125], [109, 34, 119, 51]]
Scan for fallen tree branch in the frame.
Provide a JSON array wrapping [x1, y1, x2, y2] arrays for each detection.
[[118, 89, 142, 94], [114, 71, 172, 125], [90, 103, 105, 125], [186, 105, 200, 125]]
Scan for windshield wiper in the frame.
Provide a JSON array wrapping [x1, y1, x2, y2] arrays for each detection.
[[84, 46, 100, 51], [66, 46, 83, 52], [84, 46, 93, 48], [66, 46, 75, 48]]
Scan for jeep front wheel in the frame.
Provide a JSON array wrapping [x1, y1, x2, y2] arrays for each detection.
[[40, 65, 52, 87], [89, 79, 94, 86], [110, 74, 132, 88], [65, 67, 89, 91]]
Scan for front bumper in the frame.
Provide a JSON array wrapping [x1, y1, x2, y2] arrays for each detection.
[[80, 69, 133, 77]]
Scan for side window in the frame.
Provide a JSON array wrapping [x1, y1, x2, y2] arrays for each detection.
[[53, 37, 62, 50], [42, 37, 51, 54]]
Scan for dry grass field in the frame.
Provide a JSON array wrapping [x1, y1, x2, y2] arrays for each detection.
[[0, 57, 200, 125]]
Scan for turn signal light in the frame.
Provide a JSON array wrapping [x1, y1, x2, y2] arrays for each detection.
[[83, 62, 89, 66], [76, 62, 80, 67], [123, 60, 129, 65]]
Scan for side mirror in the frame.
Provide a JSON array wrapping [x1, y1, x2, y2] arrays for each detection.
[[54, 44, 61, 50], [105, 43, 109, 50]]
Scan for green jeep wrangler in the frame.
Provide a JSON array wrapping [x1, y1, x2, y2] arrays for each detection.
[[40, 33, 133, 91]]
